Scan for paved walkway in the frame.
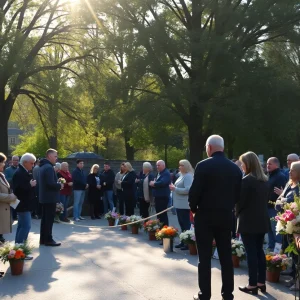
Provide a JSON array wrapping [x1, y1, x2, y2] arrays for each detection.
[[0, 212, 296, 300]]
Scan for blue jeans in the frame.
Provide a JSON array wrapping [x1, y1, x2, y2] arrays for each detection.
[[60, 195, 69, 219], [73, 190, 85, 219], [15, 212, 31, 244], [176, 208, 191, 232], [103, 190, 114, 213], [268, 207, 281, 250]]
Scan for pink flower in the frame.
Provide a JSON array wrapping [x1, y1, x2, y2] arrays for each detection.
[[282, 210, 296, 222], [275, 216, 281, 221]]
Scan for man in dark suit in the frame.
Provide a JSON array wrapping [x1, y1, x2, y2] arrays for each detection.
[[150, 160, 171, 226], [189, 135, 242, 300], [39, 149, 63, 247], [12, 153, 37, 258]]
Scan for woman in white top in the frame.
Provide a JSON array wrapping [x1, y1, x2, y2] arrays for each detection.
[[170, 159, 194, 250]]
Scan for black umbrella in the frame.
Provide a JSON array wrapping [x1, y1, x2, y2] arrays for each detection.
[[66, 152, 103, 159]]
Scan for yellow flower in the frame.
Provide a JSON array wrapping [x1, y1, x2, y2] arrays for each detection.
[[266, 255, 272, 261]]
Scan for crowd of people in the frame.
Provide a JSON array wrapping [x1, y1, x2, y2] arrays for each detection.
[[0, 136, 299, 300]]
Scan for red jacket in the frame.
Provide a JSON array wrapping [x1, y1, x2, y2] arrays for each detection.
[[58, 171, 72, 196]]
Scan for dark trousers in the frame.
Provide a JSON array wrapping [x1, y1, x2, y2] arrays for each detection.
[[124, 193, 134, 216], [176, 208, 191, 232], [155, 196, 169, 226], [90, 202, 101, 218], [40, 203, 56, 243], [241, 233, 266, 286], [232, 212, 237, 239], [139, 198, 150, 218], [195, 213, 233, 300], [117, 189, 124, 215]]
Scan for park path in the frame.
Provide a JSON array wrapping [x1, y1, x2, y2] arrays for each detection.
[[0, 212, 295, 300]]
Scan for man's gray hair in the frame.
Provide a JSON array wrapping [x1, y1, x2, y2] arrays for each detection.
[[206, 135, 224, 149], [143, 162, 153, 170], [288, 153, 299, 161], [20, 153, 36, 165], [55, 162, 61, 170]]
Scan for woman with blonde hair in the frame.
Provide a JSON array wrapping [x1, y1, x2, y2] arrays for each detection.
[[118, 162, 137, 216], [170, 159, 194, 250], [87, 164, 102, 219], [237, 151, 269, 295], [114, 163, 126, 214]]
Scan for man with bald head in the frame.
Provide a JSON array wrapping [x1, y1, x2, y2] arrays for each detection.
[[189, 135, 242, 300], [149, 160, 171, 226], [266, 157, 287, 251]]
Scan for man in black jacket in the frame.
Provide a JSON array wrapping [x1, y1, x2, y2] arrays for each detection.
[[189, 135, 242, 300], [101, 162, 115, 213], [13, 153, 37, 257], [266, 157, 287, 251], [39, 149, 63, 246]]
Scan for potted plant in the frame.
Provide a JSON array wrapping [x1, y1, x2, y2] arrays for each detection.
[[143, 219, 162, 240], [104, 211, 120, 226], [55, 202, 64, 223], [119, 215, 129, 230], [231, 240, 246, 268], [0, 241, 33, 276], [179, 230, 197, 255], [266, 253, 291, 283], [155, 226, 179, 253], [128, 215, 143, 234]]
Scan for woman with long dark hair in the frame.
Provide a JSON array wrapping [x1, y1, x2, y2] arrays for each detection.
[[87, 164, 102, 219]]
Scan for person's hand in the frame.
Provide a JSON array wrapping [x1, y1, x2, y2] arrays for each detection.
[[117, 180, 121, 184], [68, 182, 73, 187], [60, 183, 64, 190], [274, 187, 283, 196], [30, 179, 37, 187], [149, 181, 155, 187], [103, 182, 106, 186], [169, 183, 175, 191], [97, 185, 101, 190], [135, 179, 140, 183], [86, 184, 89, 189]]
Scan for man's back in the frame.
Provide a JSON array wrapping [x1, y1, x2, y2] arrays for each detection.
[[189, 152, 242, 226]]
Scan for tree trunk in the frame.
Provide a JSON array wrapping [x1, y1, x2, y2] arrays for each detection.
[[124, 130, 134, 160], [164, 144, 168, 166], [0, 110, 9, 155], [188, 122, 206, 167]]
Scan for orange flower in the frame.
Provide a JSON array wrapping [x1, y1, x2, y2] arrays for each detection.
[[14, 250, 24, 260]]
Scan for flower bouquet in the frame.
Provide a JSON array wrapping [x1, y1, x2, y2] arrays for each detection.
[[0, 241, 33, 275], [128, 215, 143, 234], [274, 189, 300, 254], [156, 226, 179, 253], [104, 211, 120, 226], [231, 240, 246, 267], [58, 178, 66, 184], [143, 219, 162, 240], [119, 215, 129, 230], [55, 202, 64, 222], [266, 253, 291, 282], [179, 230, 197, 255]]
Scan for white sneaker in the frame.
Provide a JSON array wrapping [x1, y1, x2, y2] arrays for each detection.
[[79, 216, 85, 220], [74, 218, 80, 222]]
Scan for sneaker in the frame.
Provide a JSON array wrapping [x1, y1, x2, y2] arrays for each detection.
[[74, 218, 80, 222], [79, 216, 85, 220], [24, 256, 33, 261]]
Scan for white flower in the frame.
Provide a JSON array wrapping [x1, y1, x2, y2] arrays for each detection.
[[276, 221, 284, 234], [286, 221, 294, 234]]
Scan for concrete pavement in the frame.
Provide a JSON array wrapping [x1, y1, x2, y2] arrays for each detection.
[[0, 211, 295, 300]]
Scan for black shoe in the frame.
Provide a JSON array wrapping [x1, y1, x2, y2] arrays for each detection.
[[257, 284, 266, 293], [180, 245, 189, 250], [175, 243, 184, 248], [238, 286, 258, 295], [45, 240, 61, 247], [91, 216, 95, 220], [95, 216, 101, 219]]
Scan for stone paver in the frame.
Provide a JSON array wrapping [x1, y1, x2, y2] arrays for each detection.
[[0, 212, 295, 300]]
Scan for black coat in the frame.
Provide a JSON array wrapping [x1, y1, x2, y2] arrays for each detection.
[[189, 152, 242, 229], [12, 165, 35, 212], [100, 169, 115, 191], [268, 168, 287, 207], [236, 174, 270, 234], [38, 159, 61, 204], [121, 171, 137, 198], [87, 173, 102, 204]]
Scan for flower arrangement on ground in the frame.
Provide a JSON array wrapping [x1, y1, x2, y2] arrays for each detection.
[[128, 215, 143, 228], [143, 219, 162, 232], [179, 230, 196, 244], [119, 215, 129, 225], [0, 242, 33, 264], [55, 202, 64, 222], [155, 225, 179, 240], [231, 240, 246, 260], [266, 253, 291, 272], [104, 211, 120, 221]]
